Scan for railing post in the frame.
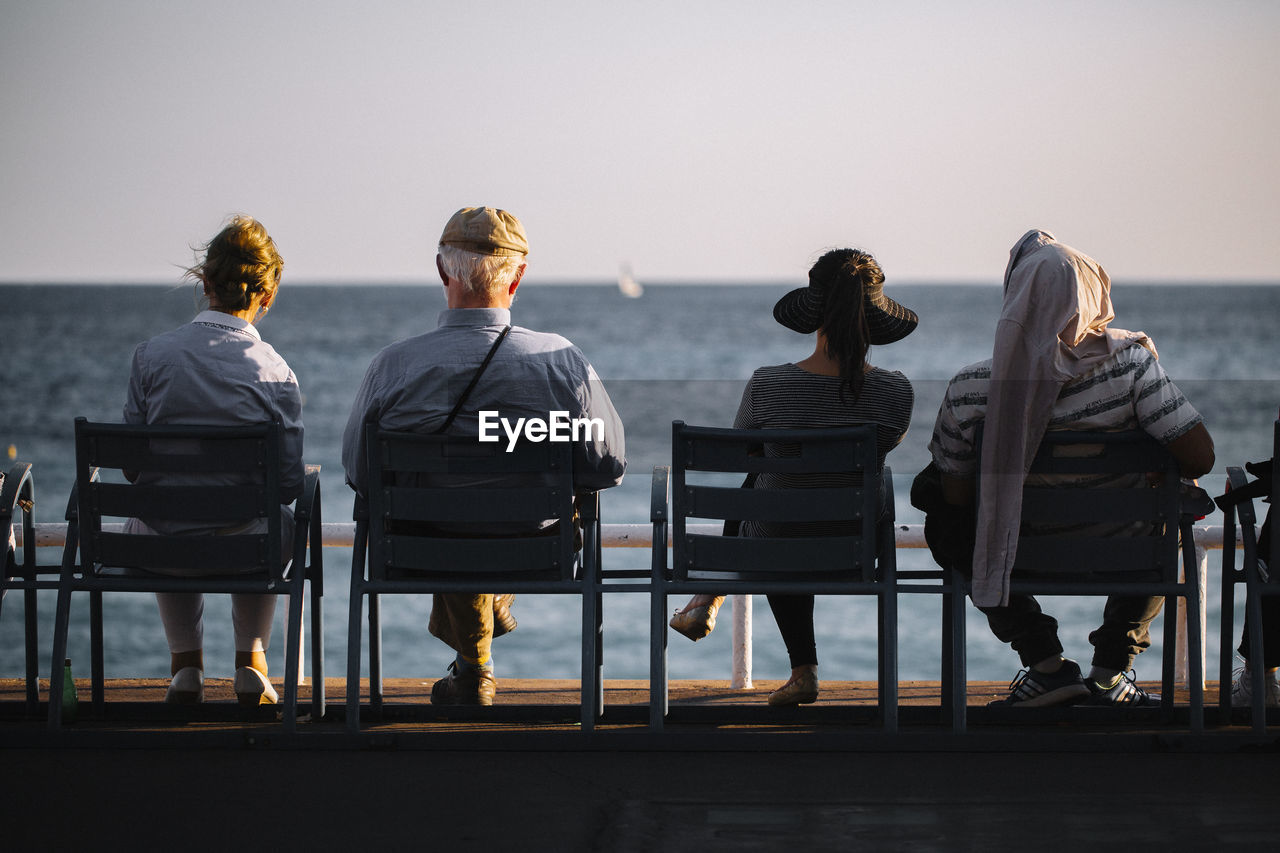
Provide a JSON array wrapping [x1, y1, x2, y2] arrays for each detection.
[[731, 593, 752, 689]]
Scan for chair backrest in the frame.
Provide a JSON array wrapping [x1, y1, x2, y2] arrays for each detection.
[[363, 424, 578, 582], [669, 421, 881, 583], [976, 427, 1184, 582], [73, 418, 283, 577]]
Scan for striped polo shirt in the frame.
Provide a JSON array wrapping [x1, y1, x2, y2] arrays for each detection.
[[930, 344, 1203, 490]]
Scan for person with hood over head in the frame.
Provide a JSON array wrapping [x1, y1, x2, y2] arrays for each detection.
[[926, 230, 1214, 707]]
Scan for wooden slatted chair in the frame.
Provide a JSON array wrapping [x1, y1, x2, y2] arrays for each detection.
[[47, 418, 324, 731], [345, 424, 604, 733], [650, 421, 901, 731], [964, 428, 1204, 731]]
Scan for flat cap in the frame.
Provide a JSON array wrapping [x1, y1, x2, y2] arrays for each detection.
[[439, 207, 529, 256]]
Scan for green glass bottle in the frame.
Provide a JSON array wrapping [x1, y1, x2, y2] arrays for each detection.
[[61, 658, 79, 723]]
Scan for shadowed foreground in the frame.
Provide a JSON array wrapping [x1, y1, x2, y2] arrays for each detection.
[[4, 678, 1278, 851]]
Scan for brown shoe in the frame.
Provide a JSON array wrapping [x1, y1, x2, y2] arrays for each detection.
[[493, 593, 517, 638], [430, 662, 496, 706], [669, 596, 725, 642]]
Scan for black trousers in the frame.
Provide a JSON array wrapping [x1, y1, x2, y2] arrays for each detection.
[[919, 488, 1163, 672], [767, 594, 817, 669]]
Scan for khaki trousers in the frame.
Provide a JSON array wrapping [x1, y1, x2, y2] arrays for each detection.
[[428, 593, 494, 665]]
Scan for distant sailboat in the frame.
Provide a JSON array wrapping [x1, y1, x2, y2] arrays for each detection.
[[617, 264, 644, 298]]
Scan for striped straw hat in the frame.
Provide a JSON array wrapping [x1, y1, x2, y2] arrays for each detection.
[[773, 266, 917, 344]]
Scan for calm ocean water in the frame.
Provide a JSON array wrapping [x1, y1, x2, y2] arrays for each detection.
[[3, 282, 1278, 685]]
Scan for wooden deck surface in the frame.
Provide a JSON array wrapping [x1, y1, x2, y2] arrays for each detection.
[[3, 674, 1207, 709], [0, 675, 1227, 737]]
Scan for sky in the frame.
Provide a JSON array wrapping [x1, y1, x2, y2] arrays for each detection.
[[2, 1, 1278, 285]]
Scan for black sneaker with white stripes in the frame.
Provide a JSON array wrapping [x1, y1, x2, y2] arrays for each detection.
[[1084, 670, 1160, 707], [988, 659, 1090, 707]]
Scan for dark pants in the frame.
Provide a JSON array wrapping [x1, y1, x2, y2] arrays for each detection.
[[1238, 506, 1280, 667], [767, 594, 817, 669], [981, 592, 1164, 672], [916, 475, 1163, 673]]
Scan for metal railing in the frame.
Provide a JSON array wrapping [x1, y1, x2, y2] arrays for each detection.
[[21, 522, 1225, 688]]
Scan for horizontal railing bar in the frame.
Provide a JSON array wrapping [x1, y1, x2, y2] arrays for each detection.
[[22, 522, 1229, 551]]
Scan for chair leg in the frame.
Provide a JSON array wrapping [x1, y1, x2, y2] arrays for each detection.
[[282, 586, 303, 734], [650, 589, 667, 730], [951, 583, 968, 732], [1246, 580, 1267, 734], [24, 583, 39, 713], [47, 581, 73, 730], [310, 576, 325, 721], [1161, 593, 1176, 724], [878, 588, 898, 733], [90, 589, 104, 713], [1189, 581, 1204, 735], [581, 584, 597, 733], [345, 579, 364, 735], [1219, 515, 1236, 725], [369, 593, 383, 720], [595, 587, 605, 720]]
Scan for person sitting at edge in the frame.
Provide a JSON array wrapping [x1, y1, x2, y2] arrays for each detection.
[[924, 229, 1214, 708], [341, 206, 626, 706]]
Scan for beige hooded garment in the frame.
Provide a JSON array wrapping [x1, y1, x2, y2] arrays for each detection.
[[970, 230, 1155, 607]]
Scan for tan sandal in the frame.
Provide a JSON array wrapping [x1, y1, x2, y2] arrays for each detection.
[[768, 669, 819, 706], [668, 596, 725, 642]]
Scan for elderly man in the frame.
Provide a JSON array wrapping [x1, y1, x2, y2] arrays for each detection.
[[342, 207, 626, 705]]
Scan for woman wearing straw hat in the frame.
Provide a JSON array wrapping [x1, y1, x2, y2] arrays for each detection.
[[669, 248, 917, 706]]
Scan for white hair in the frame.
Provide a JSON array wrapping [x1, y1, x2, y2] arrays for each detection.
[[438, 244, 526, 296]]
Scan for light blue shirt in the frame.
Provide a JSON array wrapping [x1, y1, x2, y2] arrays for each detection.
[[123, 310, 305, 532], [342, 307, 626, 496]]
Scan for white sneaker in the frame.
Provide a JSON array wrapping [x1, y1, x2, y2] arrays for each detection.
[[233, 666, 279, 708], [1230, 661, 1280, 708], [164, 666, 204, 704]]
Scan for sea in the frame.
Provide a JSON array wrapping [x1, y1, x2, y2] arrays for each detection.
[[3, 282, 1278, 686]]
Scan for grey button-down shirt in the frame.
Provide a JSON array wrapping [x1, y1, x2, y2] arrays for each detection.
[[342, 307, 626, 497], [123, 310, 305, 532]]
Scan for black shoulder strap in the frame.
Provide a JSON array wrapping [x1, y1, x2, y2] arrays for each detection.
[[435, 325, 511, 435]]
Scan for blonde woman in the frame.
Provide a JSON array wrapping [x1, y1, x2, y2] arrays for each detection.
[[123, 216, 303, 707]]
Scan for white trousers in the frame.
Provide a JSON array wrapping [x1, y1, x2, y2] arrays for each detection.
[[125, 509, 295, 654], [156, 591, 275, 654]]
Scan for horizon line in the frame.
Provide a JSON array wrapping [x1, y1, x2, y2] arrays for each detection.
[[3, 277, 1279, 288]]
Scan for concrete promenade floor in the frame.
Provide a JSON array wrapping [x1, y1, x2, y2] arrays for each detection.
[[4, 678, 1279, 851]]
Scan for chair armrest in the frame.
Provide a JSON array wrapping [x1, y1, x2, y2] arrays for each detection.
[[2, 462, 33, 521], [650, 466, 669, 523], [650, 466, 670, 576], [1225, 467, 1257, 527], [576, 490, 600, 523], [1178, 481, 1216, 522], [289, 464, 322, 585], [881, 466, 895, 524], [294, 464, 321, 525]]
